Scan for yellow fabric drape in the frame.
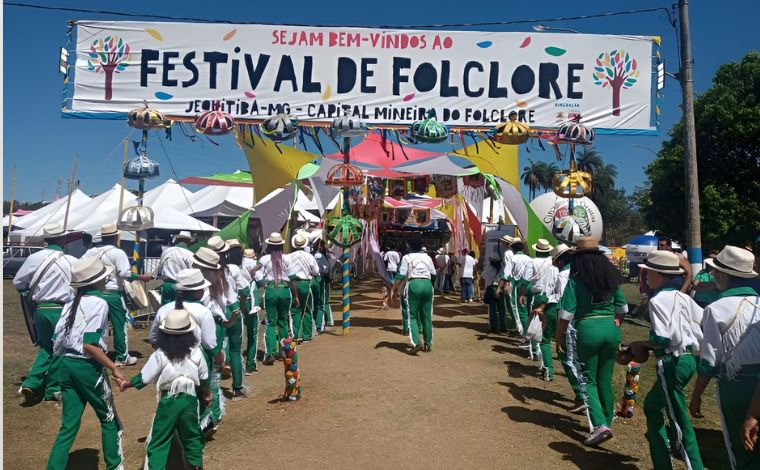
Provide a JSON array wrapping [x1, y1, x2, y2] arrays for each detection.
[[235, 126, 318, 202], [451, 139, 519, 187]]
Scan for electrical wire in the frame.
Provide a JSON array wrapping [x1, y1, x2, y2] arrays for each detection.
[[7, 1, 676, 30], [154, 130, 197, 216]]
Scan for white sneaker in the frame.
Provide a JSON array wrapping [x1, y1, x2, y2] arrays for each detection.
[[584, 426, 613, 447], [116, 356, 138, 367]]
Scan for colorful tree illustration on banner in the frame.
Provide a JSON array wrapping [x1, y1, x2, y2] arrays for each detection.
[[87, 36, 131, 101], [592, 50, 639, 117]]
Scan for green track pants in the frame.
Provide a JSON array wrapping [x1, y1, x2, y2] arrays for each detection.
[[291, 279, 314, 341], [264, 284, 291, 357], [224, 307, 243, 391], [145, 393, 204, 469], [245, 289, 260, 371], [405, 279, 434, 348], [486, 285, 507, 333], [575, 316, 620, 429], [22, 303, 62, 399], [644, 353, 703, 470], [92, 290, 129, 362], [539, 304, 558, 378], [200, 325, 225, 429], [312, 276, 326, 332], [160, 280, 176, 306], [717, 374, 760, 469], [46, 357, 123, 470]]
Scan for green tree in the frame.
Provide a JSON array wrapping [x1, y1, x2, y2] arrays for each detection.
[[639, 51, 760, 249], [521, 159, 543, 199]]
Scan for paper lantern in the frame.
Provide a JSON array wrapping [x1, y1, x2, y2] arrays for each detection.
[[326, 215, 363, 248], [552, 159, 593, 199], [195, 110, 234, 135], [117, 206, 155, 231], [259, 113, 298, 141], [325, 163, 364, 186], [494, 112, 531, 145], [331, 116, 367, 138], [555, 114, 595, 145], [124, 155, 160, 180], [127, 107, 166, 130], [410, 111, 449, 144]]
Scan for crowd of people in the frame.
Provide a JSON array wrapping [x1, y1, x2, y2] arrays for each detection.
[[381, 233, 760, 469], [12, 219, 760, 469]]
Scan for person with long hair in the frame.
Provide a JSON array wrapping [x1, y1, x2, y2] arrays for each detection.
[[255, 233, 300, 365], [206, 236, 246, 400], [556, 237, 628, 447], [312, 239, 331, 334], [689, 246, 760, 469], [121, 307, 210, 469], [46, 257, 128, 470], [288, 233, 320, 343], [241, 249, 262, 374], [390, 234, 436, 354]]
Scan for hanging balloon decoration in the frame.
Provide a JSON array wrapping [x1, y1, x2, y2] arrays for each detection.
[[195, 109, 235, 135], [325, 163, 364, 186], [552, 158, 593, 199], [555, 114, 596, 147], [493, 111, 531, 145], [409, 110, 449, 144], [123, 154, 160, 180], [330, 116, 368, 138], [259, 113, 298, 141], [127, 106, 167, 130]]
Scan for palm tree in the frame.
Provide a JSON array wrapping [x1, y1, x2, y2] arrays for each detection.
[[540, 162, 558, 193], [577, 147, 604, 174], [592, 163, 618, 199], [521, 159, 543, 199]]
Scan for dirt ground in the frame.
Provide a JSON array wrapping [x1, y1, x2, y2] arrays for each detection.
[[3, 278, 730, 469]]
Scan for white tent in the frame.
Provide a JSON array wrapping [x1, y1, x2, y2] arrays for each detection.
[[181, 186, 254, 218], [143, 179, 195, 211], [10, 189, 92, 235]]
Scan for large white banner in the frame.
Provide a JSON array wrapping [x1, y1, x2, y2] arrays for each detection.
[[65, 21, 658, 133]]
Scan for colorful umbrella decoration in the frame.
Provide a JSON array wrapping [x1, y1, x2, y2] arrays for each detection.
[[326, 214, 363, 248], [331, 116, 368, 138], [409, 110, 449, 144], [259, 113, 298, 141], [552, 158, 592, 199], [494, 111, 531, 145], [124, 154, 160, 180], [325, 163, 364, 187], [195, 109, 235, 135], [127, 106, 167, 130], [555, 114, 595, 146]]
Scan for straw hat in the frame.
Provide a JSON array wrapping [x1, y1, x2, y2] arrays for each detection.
[[499, 235, 514, 244], [638, 251, 685, 275], [100, 223, 119, 237], [291, 233, 308, 249], [42, 222, 69, 239], [551, 243, 572, 261], [705, 245, 758, 278], [574, 236, 601, 253], [207, 235, 229, 253], [437, 247, 446, 255], [173, 230, 192, 242], [175, 268, 212, 291], [510, 237, 523, 245], [159, 308, 197, 335], [227, 239, 242, 249], [193, 247, 221, 270], [70, 257, 114, 288], [532, 238, 553, 253], [266, 232, 285, 246], [243, 248, 257, 259]]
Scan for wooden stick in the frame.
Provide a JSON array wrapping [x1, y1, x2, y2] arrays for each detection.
[[62, 154, 79, 232], [117, 139, 128, 244], [6, 165, 16, 244]]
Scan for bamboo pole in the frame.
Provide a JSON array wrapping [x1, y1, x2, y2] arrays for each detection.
[[116, 139, 128, 244], [6, 165, 16, 245], [341, 136, 351, 336], [62, 154, 79, 232]]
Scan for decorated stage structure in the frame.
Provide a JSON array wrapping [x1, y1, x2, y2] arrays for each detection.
[[56, 20, 660, 332]]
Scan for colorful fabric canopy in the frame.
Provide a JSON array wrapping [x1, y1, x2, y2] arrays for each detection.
[[450, 139, 519, 187], [180, 170, 252, 188]]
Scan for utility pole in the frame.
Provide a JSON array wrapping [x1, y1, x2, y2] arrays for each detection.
[[679, 0, 702, 276]]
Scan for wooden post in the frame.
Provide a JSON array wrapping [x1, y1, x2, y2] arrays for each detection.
[[6, 165, 16, 244]]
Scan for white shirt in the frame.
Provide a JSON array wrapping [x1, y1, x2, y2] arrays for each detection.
[[255, 254, 292, 283], [459, 255, 478, 278], [530, 256, 557, 296], [314, 252, 330, 276], [384, 250, 401, 273], [240, 258, 257, 283], [227, 264, 250, 291], [700, 292, 760, 376], [398, 252, 436, 279], [150, 301, 217, 352], [138, 347, 208, 397], [511, 252, 535, 282], [159, 245, 194, 281], [13, 247, 77, 303], [723, 321, 760, 379], [501, 250, 515, 280], [288, 250, 320, 280], [83, 245, 131, 291], [649, 289, 704, 356], [550, 266, 571, 304], [435, 254, 450, 271], [53, 295, 110, 359]]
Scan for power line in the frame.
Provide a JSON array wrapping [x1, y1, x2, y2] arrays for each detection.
[[7, 2, 676, 29]]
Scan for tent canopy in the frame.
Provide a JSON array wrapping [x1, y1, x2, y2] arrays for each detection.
[[10, 189, 91, 233], [181, 185, 254, 218], [143, 179, 195, 211]]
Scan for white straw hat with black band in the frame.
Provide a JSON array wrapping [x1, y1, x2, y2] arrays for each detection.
[[193, 247, 221, 270], [175, 268, 212, 291], [532, 238, 553, 253], [638, 251, 685, 275], [70, 257, 114, 288], [550, 243, 572, 261], [207, 235, 230, 253], [159, 308, 197, 335], [42, 223, 70, 239], [291, 233, 308, 249], [100, 223, 119, 237], [266, 232, 285, 246], [705, 245, 758, 278]]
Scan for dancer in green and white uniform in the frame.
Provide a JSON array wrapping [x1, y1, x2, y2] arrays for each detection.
[[156, 230, 194, 306], [241, 248, 261, 374], [390, 236, 436, 354], [289, 233, 320, 343], [46, 257, 127, 470]]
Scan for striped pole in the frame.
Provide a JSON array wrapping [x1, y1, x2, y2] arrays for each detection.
[[341, 247, 350, 335]]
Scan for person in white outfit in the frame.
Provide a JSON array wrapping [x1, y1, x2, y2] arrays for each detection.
[[156, 230, 194, 305]]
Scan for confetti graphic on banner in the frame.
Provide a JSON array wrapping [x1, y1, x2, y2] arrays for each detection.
[[403, 92, 415, 102], [476, 41, 493, 48], [544, 46, 567, 56], [145, 28, 163, 41], [519, 36, 532, 48], [154, 91, 173, 100], [223, 28, 237, 41]]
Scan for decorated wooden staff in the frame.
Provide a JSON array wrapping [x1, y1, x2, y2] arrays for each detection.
[[281, 337, 301, 401]]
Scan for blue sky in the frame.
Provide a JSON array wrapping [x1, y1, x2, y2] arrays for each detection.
[[3, 0, 759, 202]]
